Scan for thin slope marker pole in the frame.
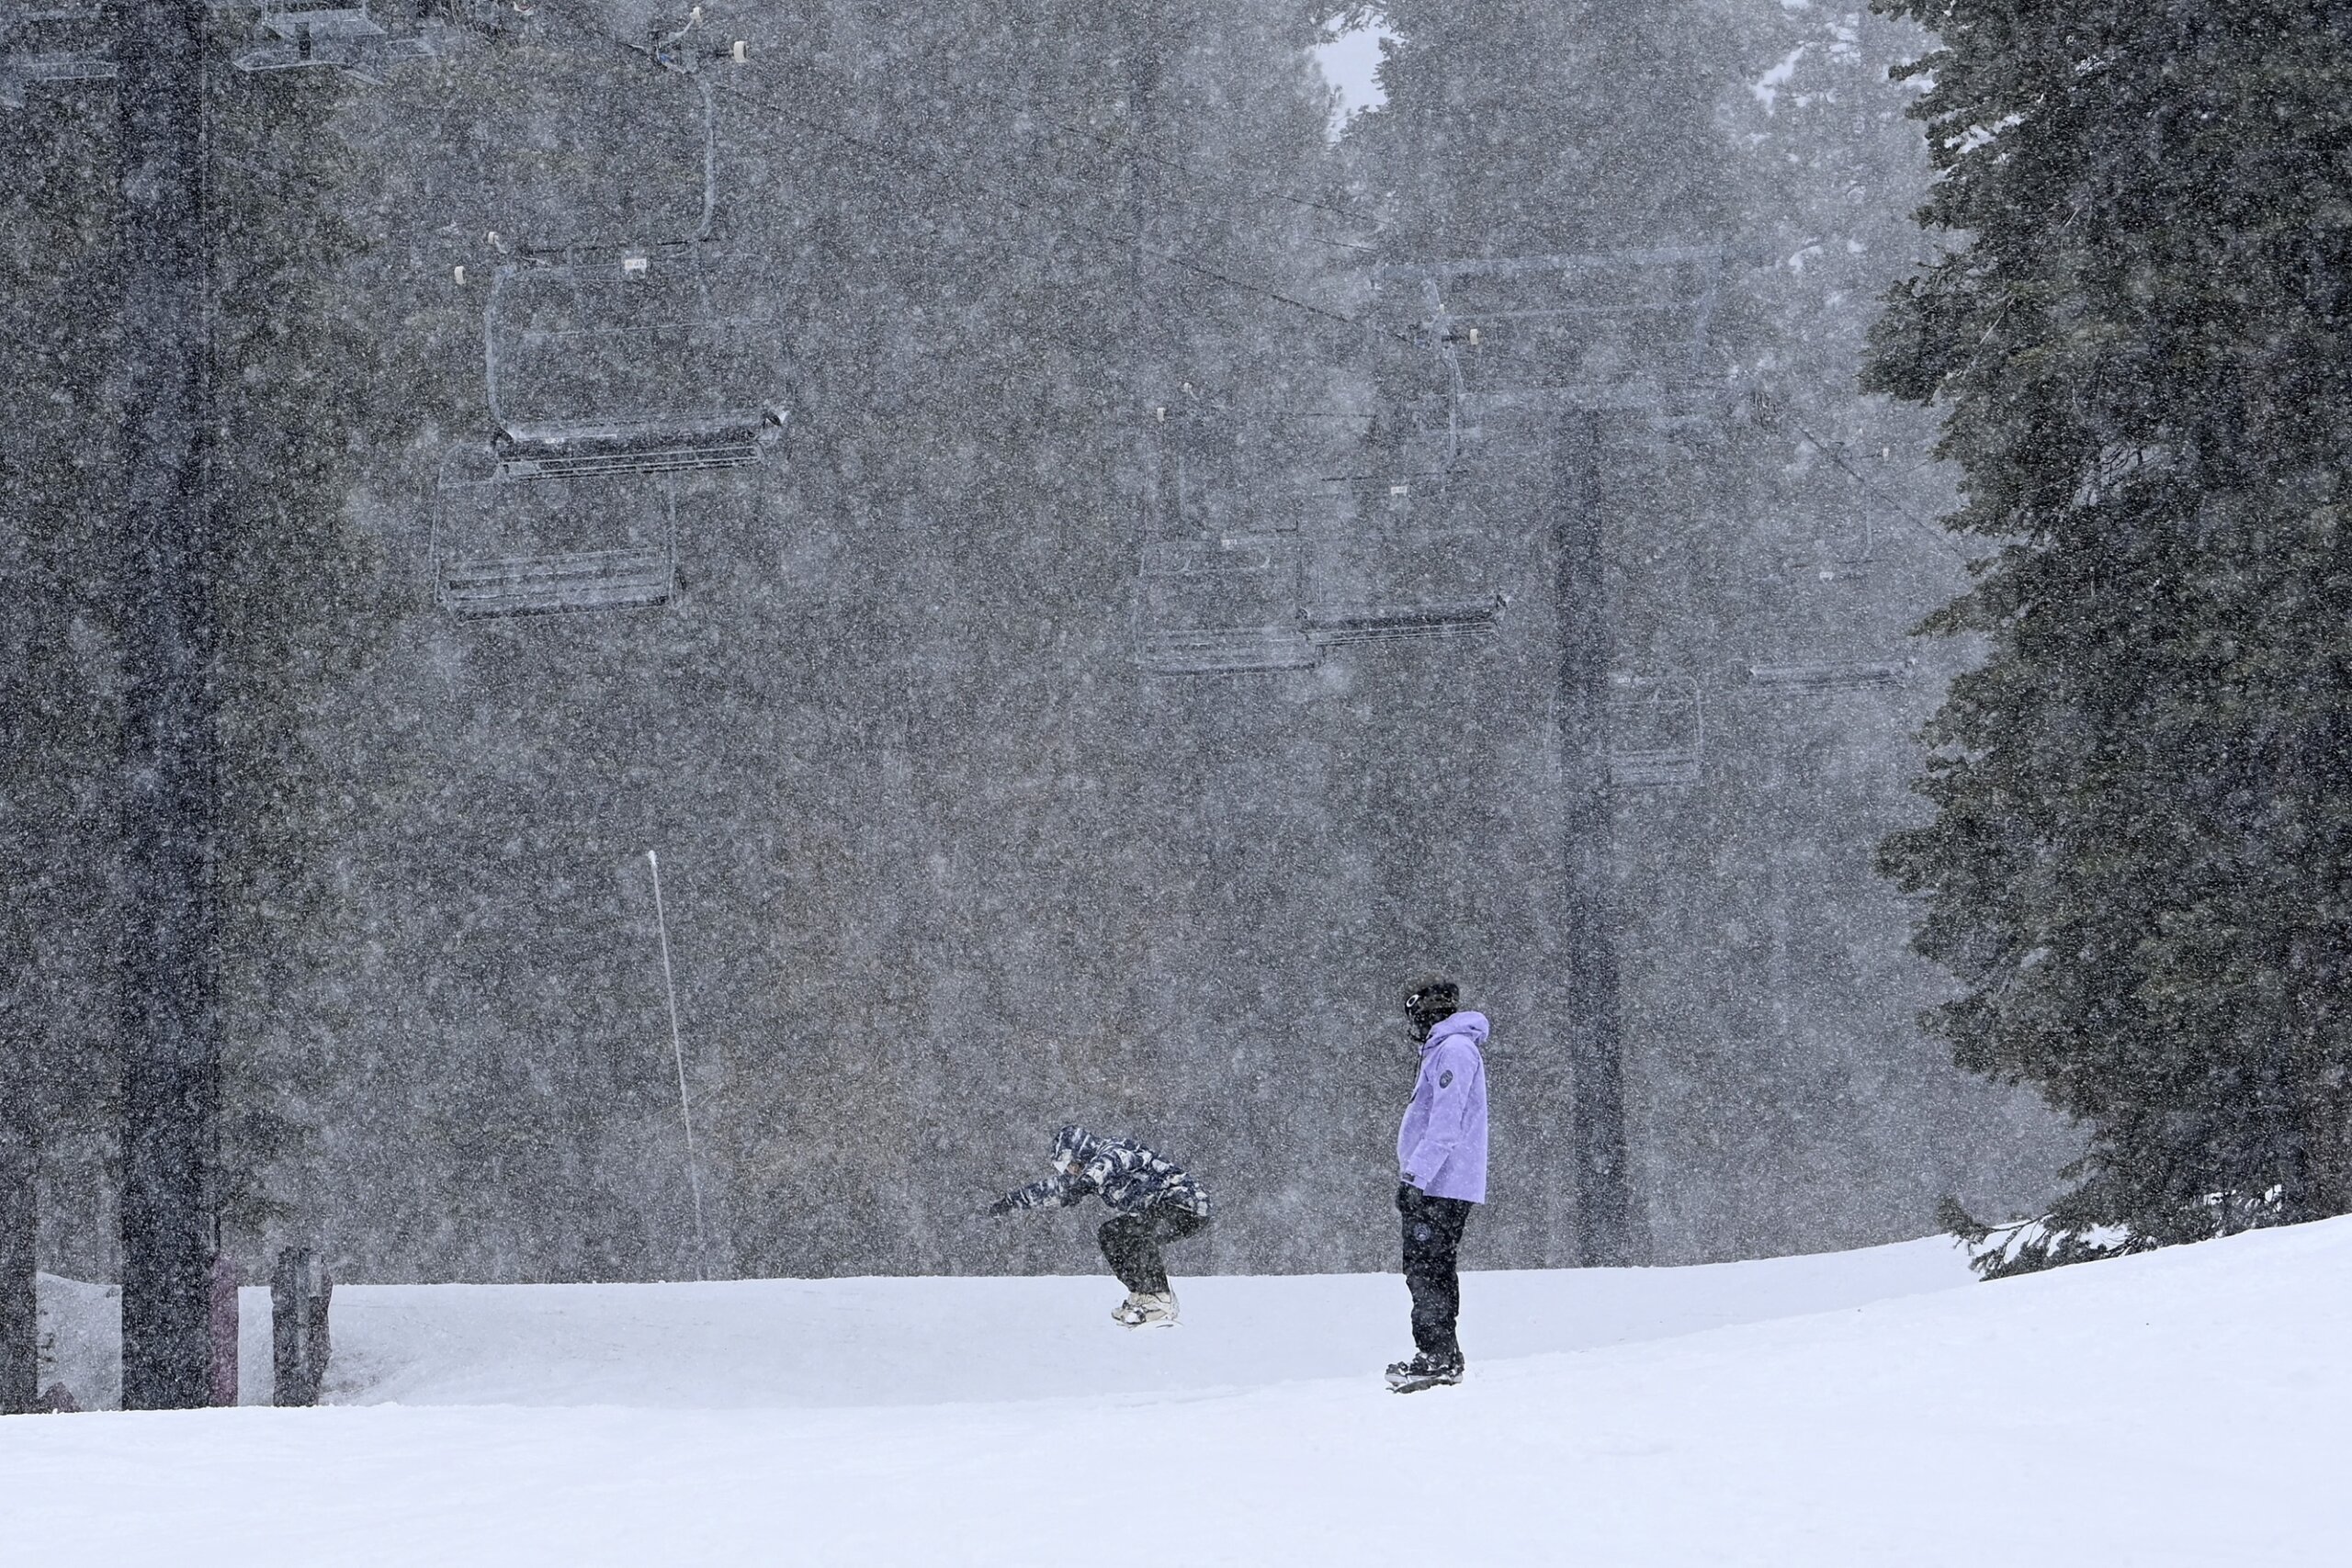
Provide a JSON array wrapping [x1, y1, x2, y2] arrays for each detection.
[[647, 850, 710, 1281]]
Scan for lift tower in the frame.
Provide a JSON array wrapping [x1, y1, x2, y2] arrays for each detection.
[[114, 0, 216, 1411]]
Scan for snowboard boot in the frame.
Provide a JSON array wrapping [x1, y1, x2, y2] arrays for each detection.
[[1385, 1352, 1464, 1393], [1112, 1292, 1151, 1326], [1125, 1291, 1180, 1328]]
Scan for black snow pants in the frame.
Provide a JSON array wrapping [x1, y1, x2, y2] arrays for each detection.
[[1098, 1203, 1210, 1295], [1398, 1182, 1474, 1361]]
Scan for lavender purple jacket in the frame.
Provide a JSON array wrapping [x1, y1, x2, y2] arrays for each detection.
[[1396, 1010, 1489, 1203]]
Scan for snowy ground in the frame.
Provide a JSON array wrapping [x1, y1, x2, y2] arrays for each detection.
[[9, 1224, 2351, 1564]]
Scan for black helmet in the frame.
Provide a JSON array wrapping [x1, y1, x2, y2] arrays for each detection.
[[1404, 979, 1460, 1042]]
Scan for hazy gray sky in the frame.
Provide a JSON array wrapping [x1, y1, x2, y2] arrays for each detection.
[[1313, 15, 1391, 137]]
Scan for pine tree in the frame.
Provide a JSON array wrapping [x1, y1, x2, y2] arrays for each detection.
[[4, 43, 137, 1406], [0, 28, 424, 1305], [1869, 0, 2352, 1264]]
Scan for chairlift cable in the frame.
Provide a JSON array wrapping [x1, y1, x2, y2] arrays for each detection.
[[526, 10, 1411, 345], [466, 7, 1412, 423], [747, 45, 1389, 241], [695, 62, 1403, 341], [1683, 338, 1971, 562], [1784, 412, 1974, 563], [594, 0, 1391, 238]]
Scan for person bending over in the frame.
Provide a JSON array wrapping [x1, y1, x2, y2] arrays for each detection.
[[986, 1124, 1213, 1328]]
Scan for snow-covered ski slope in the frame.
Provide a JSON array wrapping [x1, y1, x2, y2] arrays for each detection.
[[8, 1223, 2350, 1566]]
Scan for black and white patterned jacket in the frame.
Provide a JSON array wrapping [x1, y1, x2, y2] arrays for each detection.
[[990, 1125, 1214, 1220]]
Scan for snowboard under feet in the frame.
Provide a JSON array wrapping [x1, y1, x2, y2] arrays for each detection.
[[1114, 1292, 1179, 1328], [1384, 1356, 1464, 1393]]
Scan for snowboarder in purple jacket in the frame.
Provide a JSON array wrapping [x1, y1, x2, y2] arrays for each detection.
[[1386, 979, 1488, 1392]]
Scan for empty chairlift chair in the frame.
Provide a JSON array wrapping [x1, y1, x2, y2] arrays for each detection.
[[1746, 659, 1906, 693], [483, 244, 787, 481], [1376, 247, 1723, 415], [1134, 536, 1319, 675], [1607, 674, 1703, 788], [1301, 476, 1503, 647], [231, 2, 435, 84], [0, 8, 118, 108], [437, 44, 782, 619], [1288, 247, 1723, 657], [434, 471, 678, 617]]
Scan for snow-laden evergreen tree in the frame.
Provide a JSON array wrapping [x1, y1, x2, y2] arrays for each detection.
[[1, 41, 121, 1318], [1870, 0, 2352, 1267], [0, 29, 424, 1290]]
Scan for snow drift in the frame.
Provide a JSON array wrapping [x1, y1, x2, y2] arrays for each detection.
[[10, 1222, 2351, 1565]]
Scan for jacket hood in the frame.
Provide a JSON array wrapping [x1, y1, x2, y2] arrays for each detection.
[[1051, 1124, 1102, 1170], [1420, 1010, 1490, 1054]]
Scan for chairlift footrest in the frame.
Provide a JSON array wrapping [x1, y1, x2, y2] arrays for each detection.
[[495, 444, 765, 481], [1305, 599, 1505, 646], [440, 547, 673, 617]]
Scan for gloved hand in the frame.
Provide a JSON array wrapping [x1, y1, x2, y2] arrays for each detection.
[[981, 1196, 1014, 1217]]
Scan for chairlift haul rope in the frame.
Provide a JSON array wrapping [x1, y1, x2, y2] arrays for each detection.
[[511, 6, 1412, 346]]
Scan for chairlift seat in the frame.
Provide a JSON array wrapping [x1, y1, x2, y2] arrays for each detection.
[[257, 2, 387, 41], [1610, 751, 1702, 788], [1135, 537, 1318, 675], [1747, 660, 1905, 692], [0, 54, 115, 107], [1, 11, 118, 107], [1307, 545, 1505, 644], [1300, 494, 1503, 645], [1378, 247, 1722, 412], [232, 3, 431, 82], [485, 250, 788, 479], [494, 424, 777, 481], [15, 53, 113, 80], [232, 38, 428, 84]]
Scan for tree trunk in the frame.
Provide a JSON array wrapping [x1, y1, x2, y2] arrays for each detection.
[[0, 1125, 36, 1416], [271, 1247, 330, 1406]]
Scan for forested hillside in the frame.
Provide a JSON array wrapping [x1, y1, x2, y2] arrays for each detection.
[[2, 2, 2066, 1286]]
